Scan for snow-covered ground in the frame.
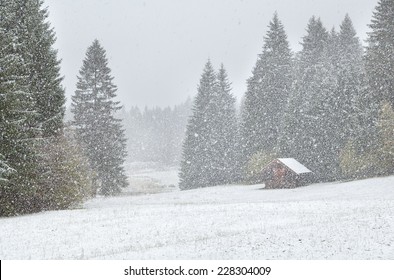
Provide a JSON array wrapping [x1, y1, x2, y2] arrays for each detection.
[[0, 167, 393, 260]]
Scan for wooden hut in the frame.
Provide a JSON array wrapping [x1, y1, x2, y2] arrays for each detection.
[[261, 158, 313, 189]]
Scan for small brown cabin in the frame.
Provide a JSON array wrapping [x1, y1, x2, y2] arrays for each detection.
[[261, 158, 313, 189]]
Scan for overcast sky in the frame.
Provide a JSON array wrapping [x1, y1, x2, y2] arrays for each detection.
[[44, 0, 377, 109]]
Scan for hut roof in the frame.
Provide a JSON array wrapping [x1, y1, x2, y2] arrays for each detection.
[[277, 158, 312, 174]]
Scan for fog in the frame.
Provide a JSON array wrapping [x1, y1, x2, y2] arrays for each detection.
[[45, 0, 376, 109]]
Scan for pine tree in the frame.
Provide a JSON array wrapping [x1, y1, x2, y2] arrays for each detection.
[[12, 0, 65, 136], [211, 64, 239, 184], [179, 61, 239, 189], [179, 61, 218, 190], [72, 40, 128, 196], [334, 15, 367, 179], [0, 1, 83, 216], [0, 4, 39, 215], [281, 17, 339, 181], [314, 15, 367, 180], [336, 14, 364, 136], [327, 27, 340, 68], [340, 1, 394, 179], [360, 0, 394, 177], [241, 13, 292, 172], [365, 0, 394, 106]]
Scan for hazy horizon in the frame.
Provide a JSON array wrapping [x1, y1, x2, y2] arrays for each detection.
[[45, 0, 377, 110]]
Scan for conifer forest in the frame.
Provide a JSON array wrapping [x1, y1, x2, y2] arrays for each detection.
[[1, 0, 393, 214], [0, 0, 394, 261]]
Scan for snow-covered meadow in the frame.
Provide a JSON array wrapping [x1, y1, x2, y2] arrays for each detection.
[[0, 167, 393, 260]]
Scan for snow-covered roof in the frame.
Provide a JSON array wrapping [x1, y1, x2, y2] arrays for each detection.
[[277, 158, 312, 174]]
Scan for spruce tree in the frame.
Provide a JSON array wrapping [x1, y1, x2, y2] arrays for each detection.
[[0, 4, 39, 215], [336, 14, 364, 138], [339, 1, 394, 179], [364, 0, 394, 150], [179, 61, 218, 190], [241, 13, 292, 170], [72, 40, 128, 196], [14, 0, 84, 211], [350, 0, 394, 178], [13, 0, 65, 136], [211, 64, 239, 185], [334, 15, 368, 179], [179, 61, 239, 189], [365, 0, 394, 106], [0, 1, 84, 216], [327, 27, 340, 68], [281, 17, 338, 181]]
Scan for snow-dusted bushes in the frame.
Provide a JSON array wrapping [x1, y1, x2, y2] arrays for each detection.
[[33, 132, 94, 211], [340, 102, 394, 179], [1, 133, 94, 216]]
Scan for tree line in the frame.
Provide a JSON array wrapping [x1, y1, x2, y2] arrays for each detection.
[[1, 0, 393, 214], [119, 99, 191, 165], [0, 1, 128, 216], [179, 0, 394, 189]]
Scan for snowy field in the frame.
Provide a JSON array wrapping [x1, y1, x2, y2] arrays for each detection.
[[123, 162, 179, 195], [0, 167, 393, 260]]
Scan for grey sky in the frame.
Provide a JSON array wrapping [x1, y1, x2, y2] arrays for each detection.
[[44, 0, 377, 109]]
